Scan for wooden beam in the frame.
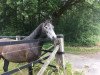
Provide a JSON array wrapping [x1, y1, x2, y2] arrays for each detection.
[[0, 39, 42, 46], [37, 45, 59, 75], [16, 36, 21, 40]]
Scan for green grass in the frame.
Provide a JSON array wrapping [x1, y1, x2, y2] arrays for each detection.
[[43, 43, 100, 54], [0, 60, 28, 75], [0, 60, 83, 75], [0, 59, 4, 73], [65, 46, 100, 54]]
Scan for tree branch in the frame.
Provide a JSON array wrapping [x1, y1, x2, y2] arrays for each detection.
[[52, 0, 82, 19]]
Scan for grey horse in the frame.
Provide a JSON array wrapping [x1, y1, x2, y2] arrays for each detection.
[[1, 20, 57, 75]]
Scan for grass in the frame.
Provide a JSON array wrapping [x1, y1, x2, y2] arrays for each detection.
[[65, 46, 100, 54], [0, 60, 28, 75], [43, 42, 100, 54], [0, 60, 83, 75], [0, 43, 100, 75]]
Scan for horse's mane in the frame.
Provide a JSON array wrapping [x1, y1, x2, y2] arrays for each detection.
[[23, 23, 43, 40]]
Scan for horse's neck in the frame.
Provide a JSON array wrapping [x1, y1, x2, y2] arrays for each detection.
[[23, 24, 42, 40], [23, 23, 45, 48]]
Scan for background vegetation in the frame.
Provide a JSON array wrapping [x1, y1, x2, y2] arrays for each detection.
[[0, 1, 100, 75], [0, 0, 100, 46]]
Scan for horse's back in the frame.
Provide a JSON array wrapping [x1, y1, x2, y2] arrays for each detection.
[[2, 43, 40, 62]]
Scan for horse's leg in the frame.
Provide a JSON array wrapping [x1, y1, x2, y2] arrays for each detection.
[[28, 64, 33, 75], [3, 59, 9, 72]]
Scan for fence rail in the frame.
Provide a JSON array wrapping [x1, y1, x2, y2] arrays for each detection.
[[0, 36, 26, 40], [0, 36, 26, 38], [0, 39, 43, 46]]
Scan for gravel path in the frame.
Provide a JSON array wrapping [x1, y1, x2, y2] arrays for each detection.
[[65, 53, 100, 75]]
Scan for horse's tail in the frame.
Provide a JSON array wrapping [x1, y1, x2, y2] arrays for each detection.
[[0, 54, 4, 60], [0, 47, 3, 60], [0, 51, 1, 59], [0, 55, 2, 60]]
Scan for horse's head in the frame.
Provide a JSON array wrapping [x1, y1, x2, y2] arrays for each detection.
[[42, 20, 57, 40]]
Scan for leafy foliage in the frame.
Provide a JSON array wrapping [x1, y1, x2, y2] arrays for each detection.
[[55, 1, 100, 46], [0, 0, 100, 45]]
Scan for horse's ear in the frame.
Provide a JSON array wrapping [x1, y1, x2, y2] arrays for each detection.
[[49, 19, 52, 23], [45, 19, 52, 23], [44, 16, 52, 23]]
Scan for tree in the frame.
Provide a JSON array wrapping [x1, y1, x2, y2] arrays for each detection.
[[55, 0, 100, 45], [0, 0, 100, 45]]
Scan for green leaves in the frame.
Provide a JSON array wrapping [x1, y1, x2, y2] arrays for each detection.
[[55, 1, 100, 46], [0, 0, 100, 45]]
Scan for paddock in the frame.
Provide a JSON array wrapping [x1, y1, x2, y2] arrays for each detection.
[[0, 34, 65, 75]]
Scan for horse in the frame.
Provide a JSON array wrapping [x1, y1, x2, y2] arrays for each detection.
[[1, 20, 57, 75], [0, 38, 15, 60]]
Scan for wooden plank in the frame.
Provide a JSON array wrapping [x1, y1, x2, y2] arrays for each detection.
[[16, 36, 21, 40], [0, 39, 40, 46], [37, 45, 59, 75], [56, 34, 65, 69], [0, 36, 26, 38]]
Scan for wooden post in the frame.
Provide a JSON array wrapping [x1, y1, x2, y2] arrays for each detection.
[[16, 36, 21, 40], [55, 34, 65, 69]]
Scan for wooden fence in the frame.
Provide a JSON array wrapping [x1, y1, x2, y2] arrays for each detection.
[[0, 34, 65, 75], [0, 36, 26, 40]]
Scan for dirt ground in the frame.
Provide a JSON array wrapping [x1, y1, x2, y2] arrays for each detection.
[[65, 52, 100, 75]]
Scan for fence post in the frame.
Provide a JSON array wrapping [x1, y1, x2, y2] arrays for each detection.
[[55, 34, 65, 69], [16, 36, 21, 40]]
